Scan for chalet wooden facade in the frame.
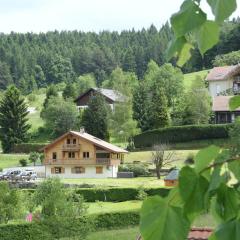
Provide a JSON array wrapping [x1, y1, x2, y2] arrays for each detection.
[[43, 130, 127, 178], [74, 88, 124, 110]]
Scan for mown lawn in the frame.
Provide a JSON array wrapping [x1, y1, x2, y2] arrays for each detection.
[[62, 177, 164, 188], [87, 201, 142, 214], [0, 154, 29, 169], [125, 149, 198, 167], [86, 227, 139, 240], [183, 69, 209, 90]]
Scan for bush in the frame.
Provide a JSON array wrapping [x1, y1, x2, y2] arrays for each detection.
[[118, 163, 150, 177], [134, 124, 232, 148], [19, 159, 28, 167], [0, 168, 2, 172], [184, 153, 195, 165], [27, 94, 36, 102], [75, 187, 170, 202], [13, 143, 46, 153], [0, 217, 90, 240]]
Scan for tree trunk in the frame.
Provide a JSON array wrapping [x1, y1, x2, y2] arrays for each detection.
[[156, 164, 161, 179]]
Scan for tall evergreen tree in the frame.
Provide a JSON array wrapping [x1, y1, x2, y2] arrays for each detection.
[[62, 82, 77, 100], [0, 61, 13, 89], [132, 83, 152, 132], [150, 85, 169, 129], [0, 85, 30, 153], [81, 92, 109, 140]]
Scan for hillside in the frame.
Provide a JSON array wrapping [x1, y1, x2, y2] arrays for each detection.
[[183, 69, 209, 90]]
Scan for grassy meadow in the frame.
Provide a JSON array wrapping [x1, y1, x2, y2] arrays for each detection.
[[0, 154, 29, 169], [183, 69, 209, 89]]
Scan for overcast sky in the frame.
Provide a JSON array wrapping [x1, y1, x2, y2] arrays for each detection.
[[0, 0, 239, 33]]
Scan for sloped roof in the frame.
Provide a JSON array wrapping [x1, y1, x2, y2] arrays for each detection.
[[164, 169, 179, 180], [188, 228, 213, 240], [206, 64, 240, 81], [43, 131, 128, 153], [212, 96, 240, 112], [75, 88, 125, 103]]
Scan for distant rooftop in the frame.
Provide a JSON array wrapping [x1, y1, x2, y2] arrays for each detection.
[[188, 228, 213, 240], [206, 64, 240, 81], [164, 169, 179, 180]]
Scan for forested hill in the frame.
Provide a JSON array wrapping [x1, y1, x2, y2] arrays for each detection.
[[0, 19, 240, 93]]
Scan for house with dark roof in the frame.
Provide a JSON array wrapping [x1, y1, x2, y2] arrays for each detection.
[[206, 64, 240, 97], [74, 88, 125, 110], [43, 130, 127, 178]]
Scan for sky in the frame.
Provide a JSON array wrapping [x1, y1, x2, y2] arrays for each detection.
[[0, 0, 239, 33]]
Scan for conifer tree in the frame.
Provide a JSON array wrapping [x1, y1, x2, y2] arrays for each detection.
[[150, 85, 169, 129], [43, 84, 58, 108], [62, 82, 77, 100], [81, 92, 109, 140], [0, 85, 31, 153]]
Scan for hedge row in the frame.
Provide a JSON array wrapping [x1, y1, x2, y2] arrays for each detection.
[[13, 143, 46, 153], [75, 187, 170, 202], [133, 124, 232, 148], [0, 210, 140, 240], [22, 187, 170, 202]]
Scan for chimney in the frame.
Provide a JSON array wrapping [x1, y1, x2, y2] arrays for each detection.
[[80, 127, 85, 134]]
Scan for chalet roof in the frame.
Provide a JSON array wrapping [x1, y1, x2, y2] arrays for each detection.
[[75, 88, 125, 103], [164, 169, 179, 180], [212, 96, 240, 112], [188, 228, 213, 240], [43, 131, 128, 153], [206, 64, 240, 81]]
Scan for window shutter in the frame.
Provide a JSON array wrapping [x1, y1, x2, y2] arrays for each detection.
[[62, 167, 65, 174], [51, 168, 54, 174]]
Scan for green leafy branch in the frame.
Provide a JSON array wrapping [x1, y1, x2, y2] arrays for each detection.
[[140, 146, 240, 239], [166, 0, 237, 66]]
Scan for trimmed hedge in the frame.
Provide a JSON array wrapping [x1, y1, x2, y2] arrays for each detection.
[[0, 211, 140, 240], [13, 143, 46, 153], [133, 124, 232, 148], [76, 187, 170, 202]]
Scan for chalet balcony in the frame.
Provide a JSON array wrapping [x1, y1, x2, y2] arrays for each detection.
[[62, 144, 80, 151], [96, 158, 110, 165], [46, 159, 96, 165]]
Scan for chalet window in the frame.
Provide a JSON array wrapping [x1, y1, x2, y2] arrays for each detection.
[[96, 166, 103, 174], [68, 152, 75, 158], [67, 139, 71, 144], [75, 167, 85, 174], [83, 152, 90, 159], [73, 139, 77, 144], [54, 167, 62, 174], [117, 154, 120, 159], [52, 152, 57, 160]]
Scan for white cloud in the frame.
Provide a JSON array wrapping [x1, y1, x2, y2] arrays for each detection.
[[0, 0, 239, 33]]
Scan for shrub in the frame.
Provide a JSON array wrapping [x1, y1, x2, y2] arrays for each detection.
[[118, 163, 150, 177], [19, 159, 28, 167], [136, 187, 148, 200], [134, 124, 232, 148], [184, 153, 195, 165], [0, 168, 2, 172], [13, 143, 46, 153]]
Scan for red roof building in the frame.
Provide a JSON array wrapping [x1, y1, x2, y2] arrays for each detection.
[[188, 228, 213, 240]]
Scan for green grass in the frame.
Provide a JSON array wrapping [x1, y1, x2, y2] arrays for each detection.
[[86, 227, 139, 240], [62, 177, 164, 188], [125, 150, 198, 168], [184, 69, 209, 89], [0, 154, 29, 169], [87, 201, 142, 214]]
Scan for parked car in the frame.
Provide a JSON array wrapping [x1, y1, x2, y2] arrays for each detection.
[[16, 170, 37, 181], [4, 170, 22, 181], [0, 171, 9, 180]]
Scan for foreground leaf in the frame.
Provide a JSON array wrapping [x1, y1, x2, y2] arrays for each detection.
[[195, 145, 220, 173], [228, 159, 240, 180], [210, 219, 240, 240], [140, 196, 190, 240], [229, 95, 240, 111], [179, 166, 209, 220], [171, 0, 206, 37], [207, 0, 237, 23], [196, 20, 220, 55]]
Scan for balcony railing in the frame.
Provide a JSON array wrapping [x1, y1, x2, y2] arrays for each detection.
[[62, 144, 80, 151], [96, 158, 110, 165]]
